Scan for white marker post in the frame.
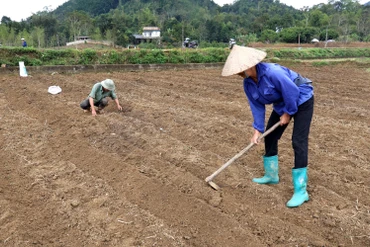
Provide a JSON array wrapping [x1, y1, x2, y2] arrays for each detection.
[[19, 61, 28, 77]]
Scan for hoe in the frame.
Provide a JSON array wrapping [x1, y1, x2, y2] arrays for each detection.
[[205, 122, 280, 190]]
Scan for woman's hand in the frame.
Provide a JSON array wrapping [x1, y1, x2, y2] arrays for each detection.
[[280, 113, 291, 125], [251, 129, 262, 144]]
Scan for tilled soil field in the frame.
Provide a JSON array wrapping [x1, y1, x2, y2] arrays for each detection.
[[0, 62, 369, 247]]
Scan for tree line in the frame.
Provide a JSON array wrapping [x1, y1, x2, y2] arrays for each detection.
[[0, 0, 369, 48]]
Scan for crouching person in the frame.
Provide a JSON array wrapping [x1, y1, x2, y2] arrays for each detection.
[[80, 79, 123, 116]]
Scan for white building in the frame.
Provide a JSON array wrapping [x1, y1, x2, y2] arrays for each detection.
[[133, 27, 161, 44], [143, 27, 161, 38]]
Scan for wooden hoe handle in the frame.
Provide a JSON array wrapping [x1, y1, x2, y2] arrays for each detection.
[[205, 122, 281, 183]]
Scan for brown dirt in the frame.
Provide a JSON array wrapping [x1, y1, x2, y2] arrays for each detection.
[[0, 62, 369, 247]]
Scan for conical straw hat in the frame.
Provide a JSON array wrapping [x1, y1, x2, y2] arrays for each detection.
[[222, 45, 267, 76]]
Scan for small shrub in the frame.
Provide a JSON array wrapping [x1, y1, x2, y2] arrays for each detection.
[[141, 49, 166, 64], [78, 49, 98, 65], [167, 50, 185, 63]]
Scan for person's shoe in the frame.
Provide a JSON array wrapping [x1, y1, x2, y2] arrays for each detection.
[[286, 167, 309, 208], [252, 155, 279, 184]]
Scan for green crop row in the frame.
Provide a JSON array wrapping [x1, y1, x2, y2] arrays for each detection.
[[1, 47, 370, 67], [0, 47, 230, 66], [269, 48, 370, 59]]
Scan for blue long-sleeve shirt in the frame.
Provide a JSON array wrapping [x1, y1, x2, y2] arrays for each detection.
[[243, 63, 314, 133]]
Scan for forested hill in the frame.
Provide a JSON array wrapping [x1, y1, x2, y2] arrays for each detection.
[[220, 0, 297, 14], [53, 0, 120, 18], [1, 0, 370, 48], [53, 0, 220, 20], [50, 0, 303, 44]]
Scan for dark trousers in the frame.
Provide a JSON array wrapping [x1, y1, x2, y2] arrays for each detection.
[[264, 96, 314, 169], [80, 98, 108, 110]]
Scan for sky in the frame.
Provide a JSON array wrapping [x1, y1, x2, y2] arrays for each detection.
[[0, 0, 369, 22]]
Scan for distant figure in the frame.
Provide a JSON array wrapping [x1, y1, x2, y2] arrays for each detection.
[[183, 38, 198, 48], [229, 38, 236, 49], [21, 38, 27, 47], [80, 79, 123, 116]]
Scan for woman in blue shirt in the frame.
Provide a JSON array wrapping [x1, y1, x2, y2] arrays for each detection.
[[222, 45, 314, 208]]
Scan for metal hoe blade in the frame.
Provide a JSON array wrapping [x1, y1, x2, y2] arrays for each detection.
[[208, 181, 220, 191]]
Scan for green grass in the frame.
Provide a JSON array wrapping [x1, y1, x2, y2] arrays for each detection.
[[1, 46, 370, 66]]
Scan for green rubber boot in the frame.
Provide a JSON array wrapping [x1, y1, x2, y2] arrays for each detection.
[[252, 155, 279, 184], [286, 167, 309, 208]]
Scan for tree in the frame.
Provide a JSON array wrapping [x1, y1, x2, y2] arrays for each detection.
[[319, 28, 339, 40], [110, 8, 134, 46], [1, 16, 12, 25], [30, 12, 58, 47], [94, 14, 113, 36], [32, 27, 45, 48], [260, 29, 279, 43], [67, 11, 92, 41], [279, 27, 301, 43], [2, 0, 370, 48], [137, 7, 158, 27], [309, 9, 330, 28]]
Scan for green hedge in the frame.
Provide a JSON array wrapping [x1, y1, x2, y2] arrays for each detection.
[[0, 47, 230, 66], [268, 48, 370, 59], [0, 46, 369, 66]]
